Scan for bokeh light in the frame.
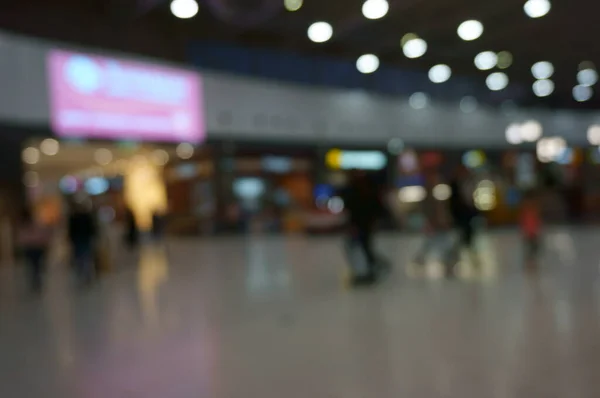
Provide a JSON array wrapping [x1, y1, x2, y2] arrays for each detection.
[[362, 0, 389, 20], [40, 138, 60, 156], [409, 92, 429, 109], [22, 147, 40, 165], [524, 0, 551, 18], [457, 20, 483, 41], [474, 51, 497, 71], [356, 54, 380, 74], [403, 37, 427, 59], [308, 22, 333, 43], [486, 72, 509, 91], [170, 0, 199, 19], [428, 64, 451, 83]]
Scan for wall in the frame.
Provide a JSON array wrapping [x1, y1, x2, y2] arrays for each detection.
[[0, 30, 598, 147]]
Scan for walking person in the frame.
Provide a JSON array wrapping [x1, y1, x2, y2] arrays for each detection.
[[17, 209, 51, 293], [448, 166, 480, 269], [340, 171, 386, 285], [68, 201, 97, 286]]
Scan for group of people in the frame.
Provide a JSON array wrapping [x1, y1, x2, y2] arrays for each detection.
[[341, 166, 543, 286], [17, 200, 97, 293]]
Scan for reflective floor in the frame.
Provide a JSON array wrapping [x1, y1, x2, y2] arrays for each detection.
[[2, 229, 600, 397]]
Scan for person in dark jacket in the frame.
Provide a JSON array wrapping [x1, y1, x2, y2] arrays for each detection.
[[340, 170, 386, 284], [448, 166, 480, 267], [68, 201, 97, 285]]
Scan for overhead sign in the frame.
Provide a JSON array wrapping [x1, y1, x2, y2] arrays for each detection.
[[48, 50, 204, 143], [326, 149, 387, 170]]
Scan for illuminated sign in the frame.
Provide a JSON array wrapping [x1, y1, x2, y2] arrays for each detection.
[[48, 50, 204, 143], [326, 149, 387, 170]]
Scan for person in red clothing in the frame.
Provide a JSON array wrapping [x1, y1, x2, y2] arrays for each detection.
[[520, 190, 542, 267]]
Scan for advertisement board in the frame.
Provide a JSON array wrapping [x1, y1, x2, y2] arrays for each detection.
[[48, 50, 204, 143]]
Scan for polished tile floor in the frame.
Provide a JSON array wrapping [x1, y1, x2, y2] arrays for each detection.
[[2, 229, 600, 397]]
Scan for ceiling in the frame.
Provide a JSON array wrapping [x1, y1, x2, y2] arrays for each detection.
[[0, 0, 598, 109]]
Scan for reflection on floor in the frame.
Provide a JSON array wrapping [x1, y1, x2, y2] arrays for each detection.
[[1, 229, 600, 397]]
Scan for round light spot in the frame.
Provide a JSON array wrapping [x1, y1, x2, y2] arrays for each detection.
[[327, 196, 345, 214], [176, 143, 195, 159], [59, 175, 78, 194], [387, 138, 404, 154], [398, 186, 427, 203], [524, 0, 551, 18], [531, 61, 554, 79], [460, 96, 478, 113], [577, 69, 598, 87], [356, 54, 380, 74], [428, 64, 452, 83], [23, 171, 39, 188], [474, 51, 498, 71], [506, 124, 523, 144], [409, 92, 429, 109], [284, 0, 303, 12], [94, 148, 113, 166], [22, 147, 40, 165], [432, 184, 452, 201], [587, 125, 600, 145], [308, 21, 333, 43], [497, 51, 513, 69], [521, 120, 543, 142], [486, 72, 509, 91], [403, 37, 427, 59], [40, 138, 60, 156], [362, 0, 389, 20], [573, 85, 593, 102], [151, 149, 170, 166], [170, 0, 199, 19], [532, 79, 554, 97], [457, 20, 483, 41], [537, 136, 566, 163], [400, 33, 418, 47]]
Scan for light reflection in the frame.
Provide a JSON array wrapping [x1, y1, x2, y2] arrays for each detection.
[[137, 245, 169, 329]]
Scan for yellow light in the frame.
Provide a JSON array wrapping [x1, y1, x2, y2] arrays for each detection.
[[497, 51, 513, 69], [284, 0, 303, 11], [326, 149, 342, 169]]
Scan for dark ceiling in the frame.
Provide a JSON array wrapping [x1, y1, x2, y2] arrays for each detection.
[[0, 0, 598, 109]]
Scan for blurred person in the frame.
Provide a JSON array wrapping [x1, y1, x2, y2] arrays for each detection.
[[340, 170, 387, 285], [68, 200, 97, 285], [124, 207, 139, 249], [412, 173, 452, 266], [17, 209, 51, 292], [448, 165, 480, 268], [520, 190, 542, 268]]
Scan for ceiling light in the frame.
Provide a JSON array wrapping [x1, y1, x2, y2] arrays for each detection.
[[356, 54, 380, 74], [524, 0, 551, 18], [409, 92, 429, 109], [520, 120, 543, 142], [578, 69, 598, 87], [587, 125, 600, 145], [22, 147, 40, 165], [457, 20, 483, 41], [176, 143, 195, 159], [505, 124, 523, 144], [573, 85, 593, 102], [284, 0, 303, 12], [460, 96, 478, 113], [532, 79, 554, 97], [170, 0, 199, 19], [362, 0, 389, 20], [497, 51, 513, 69], [486, 72, 509, 91], [428, 64, 451, 83], [401, 33, 418, 47], [308, 22, 333, 43], [94, 148, 113, 166], [40, 138, 60, 156], [474, 51, 498, 70], [531, 61, 554, 79], [403, 37, 427, 59]]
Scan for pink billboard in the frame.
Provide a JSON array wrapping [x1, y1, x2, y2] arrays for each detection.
[[47, 50, 205, 143]]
